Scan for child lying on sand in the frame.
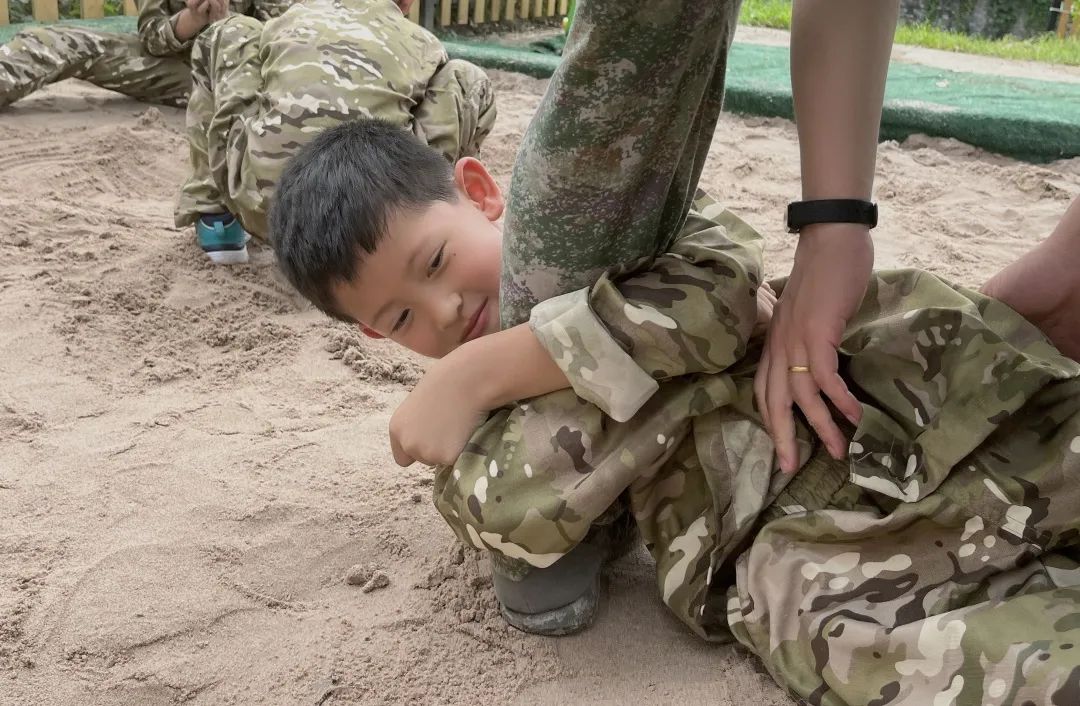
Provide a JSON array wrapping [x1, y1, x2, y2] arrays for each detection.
[[268, 112, 1080, 704]]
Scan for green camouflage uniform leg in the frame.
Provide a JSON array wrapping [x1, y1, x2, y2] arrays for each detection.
[[482, 0, 741, 632], [500, 0, 743, 327], [175, 16, 264, 226], [0, 26, 190, 110], [413, 59, 497, 160]]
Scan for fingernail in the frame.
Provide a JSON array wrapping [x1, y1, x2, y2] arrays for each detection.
[[845, 411, 859, 426]]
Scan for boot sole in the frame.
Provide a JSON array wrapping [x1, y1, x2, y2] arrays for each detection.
[[498, 580, 598, 637]]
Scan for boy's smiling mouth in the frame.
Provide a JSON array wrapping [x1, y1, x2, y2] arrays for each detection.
[[461, 299, 490, 343]]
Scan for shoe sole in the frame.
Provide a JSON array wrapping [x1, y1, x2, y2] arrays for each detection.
[[499, 582, 598, 637], [205, 247, 249, 265]]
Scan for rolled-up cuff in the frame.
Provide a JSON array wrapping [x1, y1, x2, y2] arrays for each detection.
[[530, 289, 658, 422]]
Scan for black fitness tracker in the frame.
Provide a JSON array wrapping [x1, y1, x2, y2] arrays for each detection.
[[786, 199, 878, 234]]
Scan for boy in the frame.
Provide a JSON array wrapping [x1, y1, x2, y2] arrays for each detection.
[[269, 114, 1080, 704], [173, 0, 495, 265], [0, 0, 291, 110]]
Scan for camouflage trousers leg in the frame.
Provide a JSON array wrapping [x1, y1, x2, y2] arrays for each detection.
[[0, 26, 189, 110], [174, 16, 263, 232], [499, 0, 743, 327], [412, 59, 497, 161], [729, 378, 1080, 705]]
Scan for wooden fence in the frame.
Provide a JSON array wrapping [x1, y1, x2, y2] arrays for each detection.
[[1057, 0, 1080, 37], [0, 0, 566, 28]]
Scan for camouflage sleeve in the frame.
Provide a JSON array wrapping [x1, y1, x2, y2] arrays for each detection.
[[529, 192, 764, 422], [412, 59, 497, 162], [137, 0, 190, 57]]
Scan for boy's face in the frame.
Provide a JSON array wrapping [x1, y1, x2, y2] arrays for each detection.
[[331, 158, 504, 359]]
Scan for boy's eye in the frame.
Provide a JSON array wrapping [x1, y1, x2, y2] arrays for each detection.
[[428, 245, 445, 274], [391, 309, 410, 332]]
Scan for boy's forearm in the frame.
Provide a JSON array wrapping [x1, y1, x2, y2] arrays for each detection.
[[451, 323, 570, 409], [790, 0, 898, 201]]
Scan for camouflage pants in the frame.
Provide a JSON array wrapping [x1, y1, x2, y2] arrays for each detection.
[[0, 25, 189, 110], [175, 14, 496, 240], [736, 372, 1080, 705]]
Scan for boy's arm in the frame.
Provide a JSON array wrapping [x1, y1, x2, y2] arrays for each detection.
[[389, 325, 568, 467], [391, 195, 762, 466]]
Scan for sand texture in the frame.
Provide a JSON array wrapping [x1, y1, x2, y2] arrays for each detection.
[[1, 67, 1078, 705]]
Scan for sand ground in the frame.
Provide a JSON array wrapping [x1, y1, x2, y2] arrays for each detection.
[[1, 60, 1078, 706]]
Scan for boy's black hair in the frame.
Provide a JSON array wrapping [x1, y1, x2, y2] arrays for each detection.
[[269, 119, 458, 323]]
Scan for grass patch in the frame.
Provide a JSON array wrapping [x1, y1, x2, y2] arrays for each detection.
[[737, 0, 793, 30], [738, 0, 1080, 66], [895, 23, 1080, 65]]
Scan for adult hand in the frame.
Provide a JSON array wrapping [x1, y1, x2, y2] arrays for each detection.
[[754, 223, 870, 473]]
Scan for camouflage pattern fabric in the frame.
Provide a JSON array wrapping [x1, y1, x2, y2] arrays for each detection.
[[137, 0, 287, 58], [174, 0, 496, 239], [499, 0, 742, 328], [436, 207, 1080, 704], [0, 24, 190, 109], [0, 0, 288, 110], [434, 0, 1080, 702]]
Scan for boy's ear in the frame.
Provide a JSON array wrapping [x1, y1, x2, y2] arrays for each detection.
[[359, 324, 384, 339], [454, 157, 504, 222]]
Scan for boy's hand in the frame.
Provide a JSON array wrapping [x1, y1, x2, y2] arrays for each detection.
[[389, 355, 491, 467], [388, 324, 571, 468]]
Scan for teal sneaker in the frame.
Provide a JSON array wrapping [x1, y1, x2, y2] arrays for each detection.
[[196, 214, 249, 265]]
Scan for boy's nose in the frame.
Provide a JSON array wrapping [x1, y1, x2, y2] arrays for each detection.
[[434, 292, 463, 330]]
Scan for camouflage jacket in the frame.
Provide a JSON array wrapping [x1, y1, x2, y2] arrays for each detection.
[[432, 192, 1080, 640], [136, 0, 292, 58]]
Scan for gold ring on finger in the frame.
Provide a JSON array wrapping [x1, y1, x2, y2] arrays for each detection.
[[788, 366, 811, 373]]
